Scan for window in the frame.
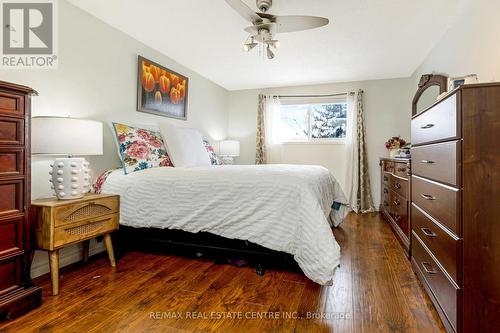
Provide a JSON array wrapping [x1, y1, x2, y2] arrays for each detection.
[[278, 98, 348, 143]]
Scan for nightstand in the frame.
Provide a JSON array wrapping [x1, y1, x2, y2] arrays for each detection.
[[31, 193, 120, 295]]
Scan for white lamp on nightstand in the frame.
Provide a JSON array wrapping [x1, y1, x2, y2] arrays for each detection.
[[217, 140, 240, 165], [32, 116, 103, 200]]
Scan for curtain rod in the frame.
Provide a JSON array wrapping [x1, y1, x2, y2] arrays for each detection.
[[272, 91, 361, 98]]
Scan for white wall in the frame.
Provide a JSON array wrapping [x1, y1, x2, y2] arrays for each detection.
[[412, 0, 500, 85], [228, 78, 413, 208], [0, 1, 229, 277], [228, 0, 500, 211]]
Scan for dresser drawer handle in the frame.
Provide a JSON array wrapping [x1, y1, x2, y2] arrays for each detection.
[[383, 201, 389, 207], [383, 176, 388, 181], [421, 262, 437, 274], [394, 214, 402, 222], [393, 198, 401, 206], [397, 167, 406, 172], [421, 228, 437, 237], [383, 188, 388, 194], [420, 124, 435, 129], [420, 194, 436, 200], [394, 182, 402, 189], [420, 160, 435, 164]]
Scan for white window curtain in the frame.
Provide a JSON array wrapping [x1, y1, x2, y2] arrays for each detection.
[[344, 90, 376, 213], [264, 95, 281, 162], [255, 95, 281, 164], [345, 93, 359, 212]]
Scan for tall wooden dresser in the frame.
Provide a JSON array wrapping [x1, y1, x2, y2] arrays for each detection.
[[410, 83, 500, 333], [0, 81, 42, 320], [379, 157, 411, 254]]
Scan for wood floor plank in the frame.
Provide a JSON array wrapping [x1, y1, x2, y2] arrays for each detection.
[[351, 214, 411, 332], [88, 258, 209, 333], [214, 302, 269, 333], [379, 219, 445, 332], [260, 280, 305, 333], [180, 261, 230, 294], [1, 213, 445, 333]]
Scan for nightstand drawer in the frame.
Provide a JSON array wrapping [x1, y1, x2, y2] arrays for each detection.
[[54, 196, 119, 227], [53, 214, 119, 248]]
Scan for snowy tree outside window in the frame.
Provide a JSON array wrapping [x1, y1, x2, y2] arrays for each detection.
[[278, 99, 348, 143]]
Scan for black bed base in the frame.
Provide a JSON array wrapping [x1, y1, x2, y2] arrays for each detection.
[[115, 226, 301, 276]]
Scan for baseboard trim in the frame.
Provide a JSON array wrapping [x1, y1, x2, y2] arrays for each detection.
[[30, 240, 106, 278]]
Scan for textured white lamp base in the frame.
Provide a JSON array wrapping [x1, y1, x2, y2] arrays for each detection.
[[49, 157, 91, 200]]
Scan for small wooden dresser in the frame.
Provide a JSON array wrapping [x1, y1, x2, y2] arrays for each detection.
[[0, 81, 42, 320], [410, 83, 500, 333], [380, 157, 411, 254]]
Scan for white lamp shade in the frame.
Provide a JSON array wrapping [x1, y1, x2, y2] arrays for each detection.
[[32, 117, 103, 155], [218, 140, 240, 157]]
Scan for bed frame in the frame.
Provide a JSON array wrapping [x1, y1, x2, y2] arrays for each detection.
[[114, 226, 300, 276]]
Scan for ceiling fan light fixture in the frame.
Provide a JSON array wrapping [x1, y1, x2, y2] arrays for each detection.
[[243, 42, 257, 52], [243, 36, 257, 52], [226, 0, 328, 60], [266, 39, 280, 49], [266, 45, 275, 59]]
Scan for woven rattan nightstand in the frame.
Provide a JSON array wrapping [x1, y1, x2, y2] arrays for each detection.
[[31, 193, 119, 295]]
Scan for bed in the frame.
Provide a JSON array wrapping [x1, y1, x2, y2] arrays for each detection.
[[99, 163, 348, 285]]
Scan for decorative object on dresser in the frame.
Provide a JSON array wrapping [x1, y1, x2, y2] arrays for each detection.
[[410, 80, 500, 333], [31, 194, 119, 296], [447, 74, 478, 92], [0, 81, 42, 321], [379, 157, 411, 254], [384, 136, 407, 158], [217, 140, 240, 165], [31, 117, 103, 200]]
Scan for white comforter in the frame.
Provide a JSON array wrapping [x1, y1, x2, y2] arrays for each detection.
[[101, 164, 348, 285]]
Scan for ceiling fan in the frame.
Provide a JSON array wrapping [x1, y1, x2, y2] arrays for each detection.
[[225, 0, 329, 59]]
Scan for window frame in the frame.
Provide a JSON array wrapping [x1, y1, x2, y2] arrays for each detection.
[[278, 96, 349, 145]]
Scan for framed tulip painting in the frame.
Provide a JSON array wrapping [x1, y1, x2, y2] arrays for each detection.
[[137, 56, 188, 120]]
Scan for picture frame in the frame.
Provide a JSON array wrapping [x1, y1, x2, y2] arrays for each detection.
[[137, 55, 188, 120]]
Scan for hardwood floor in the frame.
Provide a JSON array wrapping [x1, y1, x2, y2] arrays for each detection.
[[0, 213, 444, 333]]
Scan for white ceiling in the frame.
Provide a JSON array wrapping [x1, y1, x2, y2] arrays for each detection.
[[68, 0, 468, 90]]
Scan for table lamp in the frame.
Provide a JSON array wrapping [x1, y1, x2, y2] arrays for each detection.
[[217, 140, 240, 165], [32, 116, 103, 200]]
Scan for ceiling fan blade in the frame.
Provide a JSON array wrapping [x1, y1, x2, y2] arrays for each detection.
[[274, 15, 329, 33], [244, 26, 258, 34], [225, 0, 262, 24]]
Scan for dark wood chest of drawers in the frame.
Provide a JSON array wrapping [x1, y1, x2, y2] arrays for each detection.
[[0, 81, 42, 320], [410, 83, 500, 333], [380, 157, 411, 254]]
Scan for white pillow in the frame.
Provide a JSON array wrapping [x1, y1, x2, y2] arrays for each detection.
[[159, 123, 211, 167]]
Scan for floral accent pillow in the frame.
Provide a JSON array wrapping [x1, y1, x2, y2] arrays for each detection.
[[203, 140, 223, 165], [112, 123, 173, 174], [93, 169, 116, 194]]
